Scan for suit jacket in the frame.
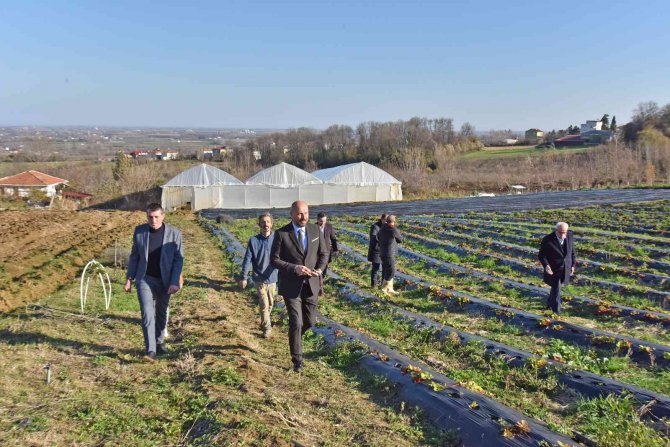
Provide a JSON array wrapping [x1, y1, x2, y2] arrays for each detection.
[[271, 222, 329, 299], [126, 223, 184, 290], [538, 230, 576, 286], [320, 222, 338, 261], [367, 221, 383, 263]]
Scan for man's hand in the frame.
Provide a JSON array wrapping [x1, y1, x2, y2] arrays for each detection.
[[124, 279, 132, 293], [239, 279, 248, 289], [571, 266, 575, 275], [545, 265, 553, 275], [168, 284, 181, 295], [294, 265, 318, 277]]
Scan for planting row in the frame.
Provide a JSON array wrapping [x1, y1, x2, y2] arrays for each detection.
[[395, 221, 670, 308], [426, 216, 670, 256], [352, 220, 670, 308], [407, 217, 670, 278], [216, 219, 670, 446], [338, 227, 670, 338], [209, 221, 580, 446]]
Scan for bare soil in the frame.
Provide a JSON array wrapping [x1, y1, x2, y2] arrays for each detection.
[[0, 210, 143, 312]]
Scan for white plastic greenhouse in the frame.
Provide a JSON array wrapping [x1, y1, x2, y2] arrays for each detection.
[[161, 161, 402, 210], [161, 164, 245, 211], [311, 161, 402, 203]]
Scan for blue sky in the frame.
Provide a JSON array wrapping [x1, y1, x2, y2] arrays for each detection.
[[1, 0, 668, 131]]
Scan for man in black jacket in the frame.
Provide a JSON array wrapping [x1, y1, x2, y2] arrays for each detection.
[[316, 212, 338, 275], [378, 214, 403, 295], [367, 213, 386, 287], [271, 201, 329, 372], [538, 222, 576, 314]]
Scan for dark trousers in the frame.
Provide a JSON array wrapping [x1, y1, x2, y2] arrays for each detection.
[[285, 286, 319, 365], [381, 257, 396, 281], [548, 280, 562, 314], [370, 262, 382, 286], [136, 276, 170, 354]]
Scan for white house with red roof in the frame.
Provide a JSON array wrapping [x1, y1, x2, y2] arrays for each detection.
[[0, 170, 68, 198]]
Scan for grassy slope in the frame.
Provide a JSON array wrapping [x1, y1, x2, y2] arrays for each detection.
[[459, 145, 595, 160], [0, 213, 447, 446]]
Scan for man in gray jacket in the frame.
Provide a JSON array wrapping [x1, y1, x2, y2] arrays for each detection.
[[239, 212, 278, 338], [125, 203, 184, 360]]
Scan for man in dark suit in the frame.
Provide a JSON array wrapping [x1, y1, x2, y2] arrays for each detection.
[[125, 203, 184, 360], [367, 213, 386, 287], [538, 222, 576, 314], [271, 200, 328, 372], [316, 212, 338, 275]]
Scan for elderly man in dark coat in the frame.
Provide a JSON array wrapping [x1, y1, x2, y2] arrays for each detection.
[[367, 213, 386, 287], [538, 222, 576, 314]]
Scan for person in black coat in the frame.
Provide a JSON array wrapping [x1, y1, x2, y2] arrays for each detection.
[[271, 201, 329, 372], [367, 213, 386, 287], [538, 222, 576, 314], [316, 212, 338, 275], [378, 214, 403, 294]]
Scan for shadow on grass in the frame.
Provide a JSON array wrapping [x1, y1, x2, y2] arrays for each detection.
[[0, 328, 138, 357]]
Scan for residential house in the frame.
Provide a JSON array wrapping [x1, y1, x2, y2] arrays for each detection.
[[580, 130, 614, 145], [201, 148, 214, 160], [0, 170, 68, 201], [525, 128, 544, 144], [554, 134, 583, 148], [62, 191, 93, 208], [154, 149, 179, 160], [212, 146, 229, 158], [580, 120, 603, 133], [129, 149, 150, 159]]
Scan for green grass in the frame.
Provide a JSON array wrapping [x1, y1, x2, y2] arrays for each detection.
[[459, 145, 595, 160]]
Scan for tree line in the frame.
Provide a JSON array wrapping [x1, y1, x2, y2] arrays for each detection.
[[235, 117, 483, 173]]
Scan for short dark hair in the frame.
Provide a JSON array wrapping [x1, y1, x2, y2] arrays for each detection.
[[146, 203, 164, 213], [258, 212, 273, 224], [380, 213, 387, 220], [317, 212, 327, 219]]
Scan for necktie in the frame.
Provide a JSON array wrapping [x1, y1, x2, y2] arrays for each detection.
[[299, 227, 306, 251]]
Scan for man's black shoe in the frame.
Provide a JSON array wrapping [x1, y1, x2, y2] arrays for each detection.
[[143, 351, 156, 362], [293, 361, 303, 373], [157, 343, 168, 355]]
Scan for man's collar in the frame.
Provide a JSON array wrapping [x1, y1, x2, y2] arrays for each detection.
[[291, 222, 304, 232], [149, 223, 165, 233]]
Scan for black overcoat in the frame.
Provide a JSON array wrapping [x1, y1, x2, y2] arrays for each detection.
[[538, 230, 576, 286]]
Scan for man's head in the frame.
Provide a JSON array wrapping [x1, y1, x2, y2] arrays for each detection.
[[290, 200, 309, 227], [146, 203, 165, 230], [379, 213, 387, 223], [258, 212, 273, 235], [316, 212, 327, 228], [555, 222, 569, 240]]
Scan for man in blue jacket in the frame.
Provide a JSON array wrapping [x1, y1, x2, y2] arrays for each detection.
[[125, 203, 184, 360], [240, 212, 279, 338]]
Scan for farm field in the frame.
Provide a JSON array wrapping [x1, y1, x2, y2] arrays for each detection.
[[1, 196, 670, 446], [218, 200, 670, 446], [0, 212, 452, 446], [0, 210, 143, 312], [458, 145, 594, 160]]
